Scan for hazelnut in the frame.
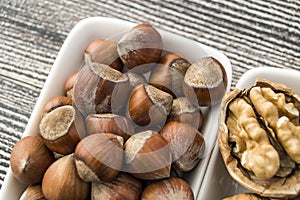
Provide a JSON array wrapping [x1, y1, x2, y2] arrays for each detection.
[[40, 95, 72, 115], [73, 64, 130, 116], [20, 184, 46, 200], [123, 130, 172, 180], [183, 56, 227, 107], [39, 96, 84, 155], [85, 38, 123, 72], [141, 177, 194, 200], [117, 23, 163, 70], [127, 83, 173, 131], [124, 71, 147, 91], [42, 154, 90, 200], [85, 113, 135, 141], [91, 173, 142, 200], [10, 136, 55, 185], [74, 133, 124, 182], [64, 71, 79, 99], [160, 121, 205, 171], [167, 97, 204, 131], [149, 53, 191, 97]]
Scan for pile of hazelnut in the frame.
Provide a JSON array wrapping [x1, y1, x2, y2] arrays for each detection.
[[10, 24, 227, 199]]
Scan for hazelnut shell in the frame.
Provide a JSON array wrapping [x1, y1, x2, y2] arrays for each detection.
[[42, 154, 90, 200], [183, 56, 227, 107], [73, 64, 129, 116], [20, 184, 46, 200], [91, 173, 142, 200], [39, 99, 84, 155], [117, 23, 163, 70], [141, 177, 194, 200], [85, 113, 134, 141], [85, 38, 123, 71], [149, 53, 191, 97], [123, 130, 172, 180], [10, 136, 55, 185], [167, 97, 204, 131], [64, 71, 79, 99], [160, 121, 205, 171], [40, 96, 72, 116], [128, 84, 173, 130], [74, 133, 124, 182]]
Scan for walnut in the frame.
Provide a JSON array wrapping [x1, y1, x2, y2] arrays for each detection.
[[227, 97, 280, 179], [223, 193, 270, 200], [218, 78, 300, 199]]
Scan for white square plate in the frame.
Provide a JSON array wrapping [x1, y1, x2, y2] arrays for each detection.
[[199, 67, 300, 199], [0, 17, 232, 199]]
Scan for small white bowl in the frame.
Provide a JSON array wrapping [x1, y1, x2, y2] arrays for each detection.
[[0, 17, 232, 199], [199, 67, 300, 199]]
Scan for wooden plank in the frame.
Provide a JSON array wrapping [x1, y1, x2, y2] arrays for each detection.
[[0, 20, 61, 87], [0, 75, 42, 184]]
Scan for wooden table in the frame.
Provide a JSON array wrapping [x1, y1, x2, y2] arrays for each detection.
[[0, 0, 299, 190]]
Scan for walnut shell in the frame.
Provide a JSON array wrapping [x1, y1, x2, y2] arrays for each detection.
[[223, 193, 270, 200], [218, 78, 300, 199]]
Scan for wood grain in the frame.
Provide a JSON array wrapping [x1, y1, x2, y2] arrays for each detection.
[[0, 0, 299, 188]]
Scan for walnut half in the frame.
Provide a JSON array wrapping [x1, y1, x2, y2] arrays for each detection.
[[218, 78, 300, 199]]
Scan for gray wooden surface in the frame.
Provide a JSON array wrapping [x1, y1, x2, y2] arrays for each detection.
[[0, 0, 299, 189]]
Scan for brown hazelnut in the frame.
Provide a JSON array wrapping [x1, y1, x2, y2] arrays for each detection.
[[85, 38, 123, 71], [149, 53, 191, 97], [141, 177, 194, 200], [74, 133, 124, 182], [42, 154, 90, 200], [127, 83, 173, 131], [167, 97, 204, 131], [64, 71, 79, 99], [123, 130, 172, 180], [73, 64, 130, 116], [10, 136, 55, 185], [160, 121, 205, 172], [39, 96, 85, 155], [117, 23, 163, 70], [20, 184, 46, 200], [124, 71, 147, 91], [40, 95, 72, 116], [85, 113, 135, 141], [91, 173, 142, 200], [183, 56, 227, 107]]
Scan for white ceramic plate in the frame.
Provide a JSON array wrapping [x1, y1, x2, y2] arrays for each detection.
[[199, 67, 300, 199], [0, 17, 232, 199]]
